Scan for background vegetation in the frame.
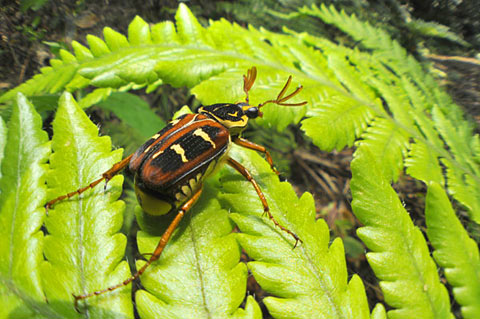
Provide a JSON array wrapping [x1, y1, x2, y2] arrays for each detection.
[[0, 1, 479, 318]]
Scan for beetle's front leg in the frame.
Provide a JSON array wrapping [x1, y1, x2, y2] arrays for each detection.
[[233, 137, 279, 175]]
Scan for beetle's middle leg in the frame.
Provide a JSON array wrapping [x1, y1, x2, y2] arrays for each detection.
[[226, 157, 301, 247]]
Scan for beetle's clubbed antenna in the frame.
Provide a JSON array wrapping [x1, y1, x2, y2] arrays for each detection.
[[258, 75, 307, 109], [243, 66, 257, 103]]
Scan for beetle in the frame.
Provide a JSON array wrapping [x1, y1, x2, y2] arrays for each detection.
[[45, 66, 307, 309]]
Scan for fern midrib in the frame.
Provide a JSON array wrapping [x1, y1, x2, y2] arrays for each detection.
[[395, 221, 445, 317], [266, 190, 341, 318], [329, 101, 370, 125], [67, 119, 90, 319], [378, 123, 402, 162], [300, 244, 341, 317], [8, 134, 22, 278], [76, 43, 353, 104], [188, 212, 213, 319], [0, 275, 63, 319]]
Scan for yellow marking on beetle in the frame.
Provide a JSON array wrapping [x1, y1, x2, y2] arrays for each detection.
[[152, 149, 164, 159], [181, 185, 192, 197], [242, 105, 255, 112], [171, 144, 188, 162], [144, 144, 154, 154], [175, 192, 186, 201], [189, 178, 197, 189], [193, 128, 216, 149], [135, 185, 172, 216], [143, 134, 161, 153], [223, 119, 247, 128], [210, 113, 247, 129], [228, 111, 239, 117], [169, 118, 181, 126]]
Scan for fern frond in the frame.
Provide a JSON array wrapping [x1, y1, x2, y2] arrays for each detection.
[[442, 158, 480, 222], [135, 188, 261, 318], [371, 304, 387, 319], [41, 93, 132, 318], [77, 87, 113, 109], [405, 141, 444, 185], [431, 106, 480, 222], [0, 64, 80, 104], [425, 183, 480, 318], [351, 148, 452, 319], [407, 19, 469, 46], [1, 5, 312, 132], [295, 3, 480, 225], [0, 94, 53, 317], [0, 117, 5, 180], [357, 118, 410, 182], [222, 146, 370, 318], [1, 3, 479, 317], [299, 4, 445, 110], [301, 94, 375, 151]]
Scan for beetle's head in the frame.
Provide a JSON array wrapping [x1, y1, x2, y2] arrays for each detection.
[[197, 66, 307, 136], [196, 102, 259, 136]]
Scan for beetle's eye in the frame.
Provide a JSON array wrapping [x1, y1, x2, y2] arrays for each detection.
[[245, 107, 259, 119]]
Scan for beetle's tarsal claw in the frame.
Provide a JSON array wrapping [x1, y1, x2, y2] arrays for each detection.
[[73, 294, 82, 313]]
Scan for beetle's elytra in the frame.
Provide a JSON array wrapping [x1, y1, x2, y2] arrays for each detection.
[[130, 112, 230, 216], [44, 66, 307, 310]]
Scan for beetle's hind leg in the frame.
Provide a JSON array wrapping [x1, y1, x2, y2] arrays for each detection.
[[73, 187, 203, 312], [44, 154, 134, 212], [226, 157, 301, 247]]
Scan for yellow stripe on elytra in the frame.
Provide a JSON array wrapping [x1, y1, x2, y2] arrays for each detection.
[[193, 128, 216, 149], [169, 118, 181, 126], [143, 133, 161, 153], [152, 149, 164, 159], [171, 144, 188, 162]]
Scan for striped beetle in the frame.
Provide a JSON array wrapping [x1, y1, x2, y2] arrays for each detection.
[[45, 67, 306, 309]]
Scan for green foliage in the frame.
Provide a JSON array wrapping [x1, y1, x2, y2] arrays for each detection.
[[351, 149, 452, 319], [425, 183, 480, 318], [20, 0, 50, 12], [41, 93, 132, 318], [0, 94, 51, 318], [1, 3, 479, 318], [223, 146, 370, 318], [96, 92, 165, 139], [135, 185, 261, 319], [407, 19, 470, 47]]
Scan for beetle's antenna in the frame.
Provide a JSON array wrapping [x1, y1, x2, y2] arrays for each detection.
[[257, 75, 307, 109], [243, 67, 257, 103]]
